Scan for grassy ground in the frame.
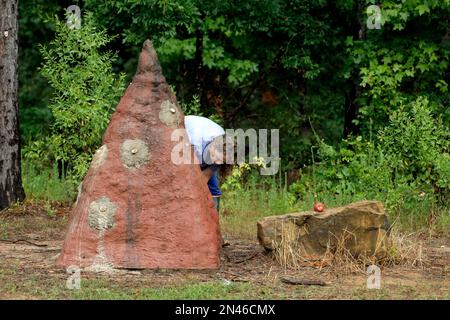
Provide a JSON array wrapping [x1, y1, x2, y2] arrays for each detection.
[[0, 199, 448, 300], [220, 184, 450, 238]]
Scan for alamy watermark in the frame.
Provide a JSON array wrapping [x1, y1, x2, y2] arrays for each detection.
[[66, 265, 81, 290], [367, 5, 382, 30], [171, 128, 280, 175], [66, 5, 81, 30], [367, 265, 381, 289]]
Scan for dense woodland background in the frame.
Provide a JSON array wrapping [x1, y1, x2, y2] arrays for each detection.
[[14, 0, 450, 229]]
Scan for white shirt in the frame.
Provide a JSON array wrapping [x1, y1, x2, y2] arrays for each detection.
[[184, 115, 225, 163]]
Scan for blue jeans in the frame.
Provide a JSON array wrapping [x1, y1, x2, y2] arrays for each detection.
[[207, 168, 222, 196], [212, 197, 220, 212]]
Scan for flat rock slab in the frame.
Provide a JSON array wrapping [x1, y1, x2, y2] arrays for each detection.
[[57, 40, 221, 270], [257, 200, 390, 258]]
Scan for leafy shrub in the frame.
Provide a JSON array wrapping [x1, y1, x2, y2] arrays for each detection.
[[290, 96, 449, 226], [221, 158, 266, 193], [181, 94, 203, 116], [378, 96, 450, 196], [24, 13, 125, 183]]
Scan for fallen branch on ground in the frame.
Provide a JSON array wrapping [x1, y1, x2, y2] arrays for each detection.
[[280, 275, 328, 286], [0, 239, 48, 247]]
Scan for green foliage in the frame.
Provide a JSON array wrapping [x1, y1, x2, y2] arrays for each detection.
[[22, 161, 76, 202], [85, 0, 344, 166], [31, 13, 125, 182], [347, 0, 450, 131], [290, 96, 449, 227], [290, 137, 385, 200], [23, 0, 448, 170], [18, 0, 60, 141], [379, 97, 450, 192], [180, 94, 203, 116], [180, 94, 223, 125], [16, 0, 450, 231], [221, 172, 298, 238], [221, 160, 266, 193]]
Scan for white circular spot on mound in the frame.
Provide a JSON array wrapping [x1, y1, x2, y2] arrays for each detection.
[[88, 197, 117, 230], [159, 100, 181, 128], [120, 139, 150, 169]]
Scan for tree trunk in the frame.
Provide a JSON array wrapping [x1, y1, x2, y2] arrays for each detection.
[[343, 2, 365, 138], [343, 84, 360, 137], [0, 0, 25, 209]]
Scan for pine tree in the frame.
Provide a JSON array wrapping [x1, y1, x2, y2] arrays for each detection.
[[0, 0, 25, 209]]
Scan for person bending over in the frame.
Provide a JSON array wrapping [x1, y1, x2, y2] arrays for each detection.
[[184, 115, 233, 212]]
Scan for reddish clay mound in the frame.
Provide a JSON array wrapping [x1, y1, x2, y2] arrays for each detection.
[[57, 40, 221, 270]]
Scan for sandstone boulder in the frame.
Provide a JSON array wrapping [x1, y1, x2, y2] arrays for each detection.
[[57, 40, 221, 270], [257, 201, 390, 258]]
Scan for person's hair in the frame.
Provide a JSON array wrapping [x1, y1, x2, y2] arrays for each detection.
[[215, 134, 236, 159], [205, 134, 243, 180], [204, 134, 237, 165]]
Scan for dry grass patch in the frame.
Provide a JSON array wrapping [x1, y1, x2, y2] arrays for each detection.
[[271, 221, 428, 275]]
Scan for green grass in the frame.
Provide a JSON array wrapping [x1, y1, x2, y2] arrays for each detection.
[[221, 183, 298, 238], [71, 280, 259, 300], [22, 161, 77, 202], [19, 158, 449, 234], [0, 269, 272, 300], [1, 263, 448, 300], [221, 174, 450, 239]]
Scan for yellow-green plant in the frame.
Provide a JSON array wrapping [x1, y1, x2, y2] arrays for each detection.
[[35, 12, 125, 182]]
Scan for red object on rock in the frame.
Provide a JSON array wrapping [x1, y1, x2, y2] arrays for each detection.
[[313, 202, 325, 213], [57, 40, 221, 270]]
